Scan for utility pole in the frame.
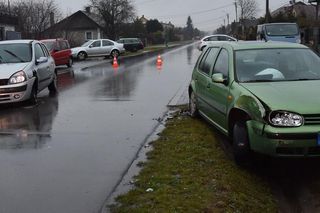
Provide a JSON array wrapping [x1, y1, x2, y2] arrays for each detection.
[[234, 1, 238, 22], [266, 0, 270, 23], [227, 13, 230, 25]]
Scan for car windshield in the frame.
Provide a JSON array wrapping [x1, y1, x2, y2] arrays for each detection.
[[0, 43, 32, 63], [81, 41, 92, 47], [265, 24, 298, 36], [42, 41, 55, 51], [235, 48, 320, 83]]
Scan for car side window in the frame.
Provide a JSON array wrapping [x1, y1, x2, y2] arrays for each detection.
[[59, 41, 68, 50], [198, 47, 219, 75], [35, 43, 45, 60], [218, 36, 227, 41], [103, 40, 113, 46], [213, 49, 229, 78], [91, 41, 101, 47], [40, 44, 49, 56], [208, 36, 218, 41]]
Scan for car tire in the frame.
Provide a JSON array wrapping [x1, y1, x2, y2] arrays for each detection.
[[67, 58, 73, 67], [233, 121, 252, 166], [77, 52, 87, 60], [110, 50, 119, 58], [28, 82, 37, 105], [189, 91, 199, 117], [48, 72, 58, 96]]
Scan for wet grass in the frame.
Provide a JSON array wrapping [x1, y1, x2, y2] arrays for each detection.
[[110, 110, 277, 213]]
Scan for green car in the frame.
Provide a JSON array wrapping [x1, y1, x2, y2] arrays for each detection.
[[189, 41, 320, 163]]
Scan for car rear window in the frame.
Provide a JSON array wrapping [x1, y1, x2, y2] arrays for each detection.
[[42, 41, 55, 51]]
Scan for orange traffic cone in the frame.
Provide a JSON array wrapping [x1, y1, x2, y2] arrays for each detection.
[[112, 56, 119, 68], [156, 54, 162, 66]]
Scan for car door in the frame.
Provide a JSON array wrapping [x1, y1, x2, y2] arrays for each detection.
[[101, 40, 114, 55], [57, 40, 69, 64], [34, 43, 51, 91], [194, 47, 220, 116], [86, 40, 102, 56], [206, 48, 230, 130]]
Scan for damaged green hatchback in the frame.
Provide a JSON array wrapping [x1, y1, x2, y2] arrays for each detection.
[[189, 41, 320, 163]]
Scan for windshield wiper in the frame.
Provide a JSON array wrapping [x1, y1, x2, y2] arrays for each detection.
[[3, 50, 25, 62], [288, 78, 320, 81]]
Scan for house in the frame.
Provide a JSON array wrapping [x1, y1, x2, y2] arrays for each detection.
[[139, 15, 148, 25], [161, 21, 174, 31], [42, 7, 105, 47], [0, 12, 20, 40], [271, 1, 319, 20]]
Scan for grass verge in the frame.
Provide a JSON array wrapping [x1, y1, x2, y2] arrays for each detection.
[[110, 110, 277, 213]]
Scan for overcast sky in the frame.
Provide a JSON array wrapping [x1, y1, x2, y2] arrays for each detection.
[[52, 0, 307, 31]]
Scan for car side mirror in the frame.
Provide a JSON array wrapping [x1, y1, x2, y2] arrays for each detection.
[[36, 56, 48, 64], [89, 45, 93, 48], [212, 73, 227, 84]]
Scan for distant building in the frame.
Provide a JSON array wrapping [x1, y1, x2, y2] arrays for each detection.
[[271, 1, 319, 20], [42, 7, 105, 47], [161, 21, 174, 31], [0, 12, 20, 40], [139, 15, 148, 25]]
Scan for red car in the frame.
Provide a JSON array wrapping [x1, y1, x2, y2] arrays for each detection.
[[41, 39, 73, 67]]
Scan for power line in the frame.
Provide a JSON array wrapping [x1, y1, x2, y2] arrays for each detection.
[[146, 3, 234, 18]]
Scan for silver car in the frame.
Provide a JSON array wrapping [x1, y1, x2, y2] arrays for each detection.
[[198, 34, 237, 51], [71, 39, 125, 60], [0, 40, 57, 104]]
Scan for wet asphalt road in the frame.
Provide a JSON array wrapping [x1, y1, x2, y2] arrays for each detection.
[[0, 44, 199, 213]]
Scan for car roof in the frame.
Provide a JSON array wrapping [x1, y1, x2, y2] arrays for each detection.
[[40, 39, 67, 42], [259, 22, 297, 26], [0, 40, 34, 44], [207, 41, 307, 50]]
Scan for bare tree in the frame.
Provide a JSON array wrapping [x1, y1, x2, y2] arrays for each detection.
[[0, 0, 61, 39], [237, 0, 258, 20], [90, 0, 135, 40]]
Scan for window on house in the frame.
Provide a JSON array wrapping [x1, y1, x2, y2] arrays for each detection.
[[86, 32, 93, 40]]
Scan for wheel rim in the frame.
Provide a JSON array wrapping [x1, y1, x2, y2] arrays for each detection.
[[112, 51, 119, 58], [190, 92, 197, 114], [78, 52, 85, 60]]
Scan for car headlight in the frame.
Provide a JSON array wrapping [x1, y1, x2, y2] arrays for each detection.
[[9, 71, 27, 84], [269, 111, 303, 127]]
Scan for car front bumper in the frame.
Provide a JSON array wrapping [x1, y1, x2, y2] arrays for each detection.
[[247, 120, 320, 157], [0, 79, 35, 104]]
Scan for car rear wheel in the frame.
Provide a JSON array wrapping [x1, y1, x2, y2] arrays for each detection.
[[67, 58, 73, 67], [111, 50, 119, 58], [189, 91, 199, 117], [48, 72, 58, 96], [233, 121, 251, 166], [77, 52, 87, 60]]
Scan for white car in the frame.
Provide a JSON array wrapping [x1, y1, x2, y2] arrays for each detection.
[[71, 39, 125, 60], [198, 34, 237, 51], [0, 40, 56, 104]]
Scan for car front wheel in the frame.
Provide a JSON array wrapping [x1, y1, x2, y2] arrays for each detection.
[[110, 50, 119, 58], [48, 72, 58, 96], [189, 91, 199, 117], [77, 52, 87, 60], [233, 121, 251, 166]]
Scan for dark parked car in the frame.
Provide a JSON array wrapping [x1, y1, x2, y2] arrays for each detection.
[[117, 38, 144, 52]]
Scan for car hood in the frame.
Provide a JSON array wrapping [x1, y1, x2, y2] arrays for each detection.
[[240, 80, 320, 114], [0, 63, 30, 79]]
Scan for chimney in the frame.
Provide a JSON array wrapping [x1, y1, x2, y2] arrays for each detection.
[[85, 7, 91, 14], [50, 12, 55, 27]]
